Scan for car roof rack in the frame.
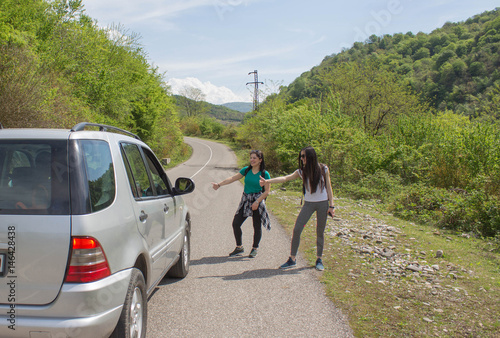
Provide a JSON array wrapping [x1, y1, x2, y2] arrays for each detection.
[[71, 122, 141, 140]]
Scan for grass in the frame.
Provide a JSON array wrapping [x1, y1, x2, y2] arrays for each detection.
[[265, 189, 500, 337]]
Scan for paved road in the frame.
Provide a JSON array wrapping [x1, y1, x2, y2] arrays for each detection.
[[147, 137, 353, 337]]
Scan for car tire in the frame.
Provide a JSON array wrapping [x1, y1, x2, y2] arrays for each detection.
[[167, 225, 190, 278], [110, 269, 147, 338]]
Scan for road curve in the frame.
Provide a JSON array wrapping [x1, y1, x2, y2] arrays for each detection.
[[147, 137, 353, 337]]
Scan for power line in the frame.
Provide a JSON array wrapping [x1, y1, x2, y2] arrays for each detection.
[[246, 70, 264, 111]]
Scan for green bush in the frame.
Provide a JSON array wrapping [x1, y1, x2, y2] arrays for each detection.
[[391, 184, 500, 237], [440, 191, 500, 237], [179, 116, 201, 136], [342, 170, 403, 201], [199, 117, 225, 139]]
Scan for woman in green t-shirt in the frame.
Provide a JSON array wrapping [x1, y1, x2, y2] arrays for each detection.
[[212, 150, 271, 258]]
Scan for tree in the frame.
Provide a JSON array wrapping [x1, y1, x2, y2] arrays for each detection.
[[480, 82, 500, 120], [177, 86, 207, 117], [318, 59, 429, 136], [413, 47, 430, 61]]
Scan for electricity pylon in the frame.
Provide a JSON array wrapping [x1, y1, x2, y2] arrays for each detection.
[[246, 70, 264, 111]]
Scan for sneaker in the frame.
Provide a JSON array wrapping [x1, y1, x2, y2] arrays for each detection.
[[279, 257, 296, 269], [315, 258, 324, 271], [229, 247, 244, 256], [249, 248, 258, 258]]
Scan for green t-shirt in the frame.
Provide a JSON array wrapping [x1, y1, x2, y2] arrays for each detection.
[[240, 166, 271, 194]]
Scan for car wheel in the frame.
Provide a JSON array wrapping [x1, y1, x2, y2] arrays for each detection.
[[167, 225, 190, 278], [111, 269, 147, 338]]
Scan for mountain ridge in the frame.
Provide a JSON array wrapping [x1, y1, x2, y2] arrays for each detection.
[[173, 95, 247, 123], [220, 101, 252, 113]]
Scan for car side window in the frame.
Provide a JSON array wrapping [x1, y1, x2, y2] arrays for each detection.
[[121, 143, 153, 198], [121, 146, 140, 198], [142, 148, 170, 196], [81, 140, 115, 212]]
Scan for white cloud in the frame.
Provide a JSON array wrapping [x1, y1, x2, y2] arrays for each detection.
[[168, 77, 251, 104]]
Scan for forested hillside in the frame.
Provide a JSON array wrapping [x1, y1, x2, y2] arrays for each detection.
[[284, 8, 500, 120], [206, 103, 245, 123], [0, 0, 186, 159], [173, 94, 244, 140], [221, 102, 252, 113], [173, 95, 245, 123], [238, 8, 500, 239]]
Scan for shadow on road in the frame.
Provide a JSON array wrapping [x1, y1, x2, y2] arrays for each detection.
[[189, 255, 314, 280], [198, 266, 311, 281], [190, 255, 235, 265]]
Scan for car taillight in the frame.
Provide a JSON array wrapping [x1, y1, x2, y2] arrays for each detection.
[[65, 237, 111, 283]]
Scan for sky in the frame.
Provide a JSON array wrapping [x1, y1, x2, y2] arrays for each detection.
[[82, 0, 498, 104]]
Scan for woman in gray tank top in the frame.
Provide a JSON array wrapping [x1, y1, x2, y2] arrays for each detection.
[[260, 146, 334, 271]]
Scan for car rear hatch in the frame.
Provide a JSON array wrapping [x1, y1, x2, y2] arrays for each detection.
[[0, 137, 71, 305]]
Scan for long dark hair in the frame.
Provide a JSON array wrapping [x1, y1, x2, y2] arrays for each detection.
[[244, 150, 266, 174], [298, 146, 325, 194]]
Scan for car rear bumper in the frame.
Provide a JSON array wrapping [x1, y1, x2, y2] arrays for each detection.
[[0, 268, 132, 338]]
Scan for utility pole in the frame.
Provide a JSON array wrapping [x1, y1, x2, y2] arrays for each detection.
[[246, 70, 264, 111]]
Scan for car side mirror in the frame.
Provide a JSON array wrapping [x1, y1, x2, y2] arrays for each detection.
[[173, 177, 195, 195]]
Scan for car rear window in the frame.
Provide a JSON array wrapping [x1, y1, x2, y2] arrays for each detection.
[[0, 140, 70, 215]]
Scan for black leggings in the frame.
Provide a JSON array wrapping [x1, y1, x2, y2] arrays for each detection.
[[232, 207, 262, 249]]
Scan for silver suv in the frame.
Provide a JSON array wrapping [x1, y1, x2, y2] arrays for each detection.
[[0, 122, 194, 337]]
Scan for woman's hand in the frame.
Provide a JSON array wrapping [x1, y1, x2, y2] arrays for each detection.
[[212, 182, 220, 190], [259, 176, 266, 187], [252, 201, 259, 211], [328, 206, 335, 217]]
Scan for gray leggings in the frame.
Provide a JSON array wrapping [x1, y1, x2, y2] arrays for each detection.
[[291, 200, 329, 257]]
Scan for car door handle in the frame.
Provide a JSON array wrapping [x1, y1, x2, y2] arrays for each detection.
[[139, 211, 148, 222], [164, 204, 169, 213]]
